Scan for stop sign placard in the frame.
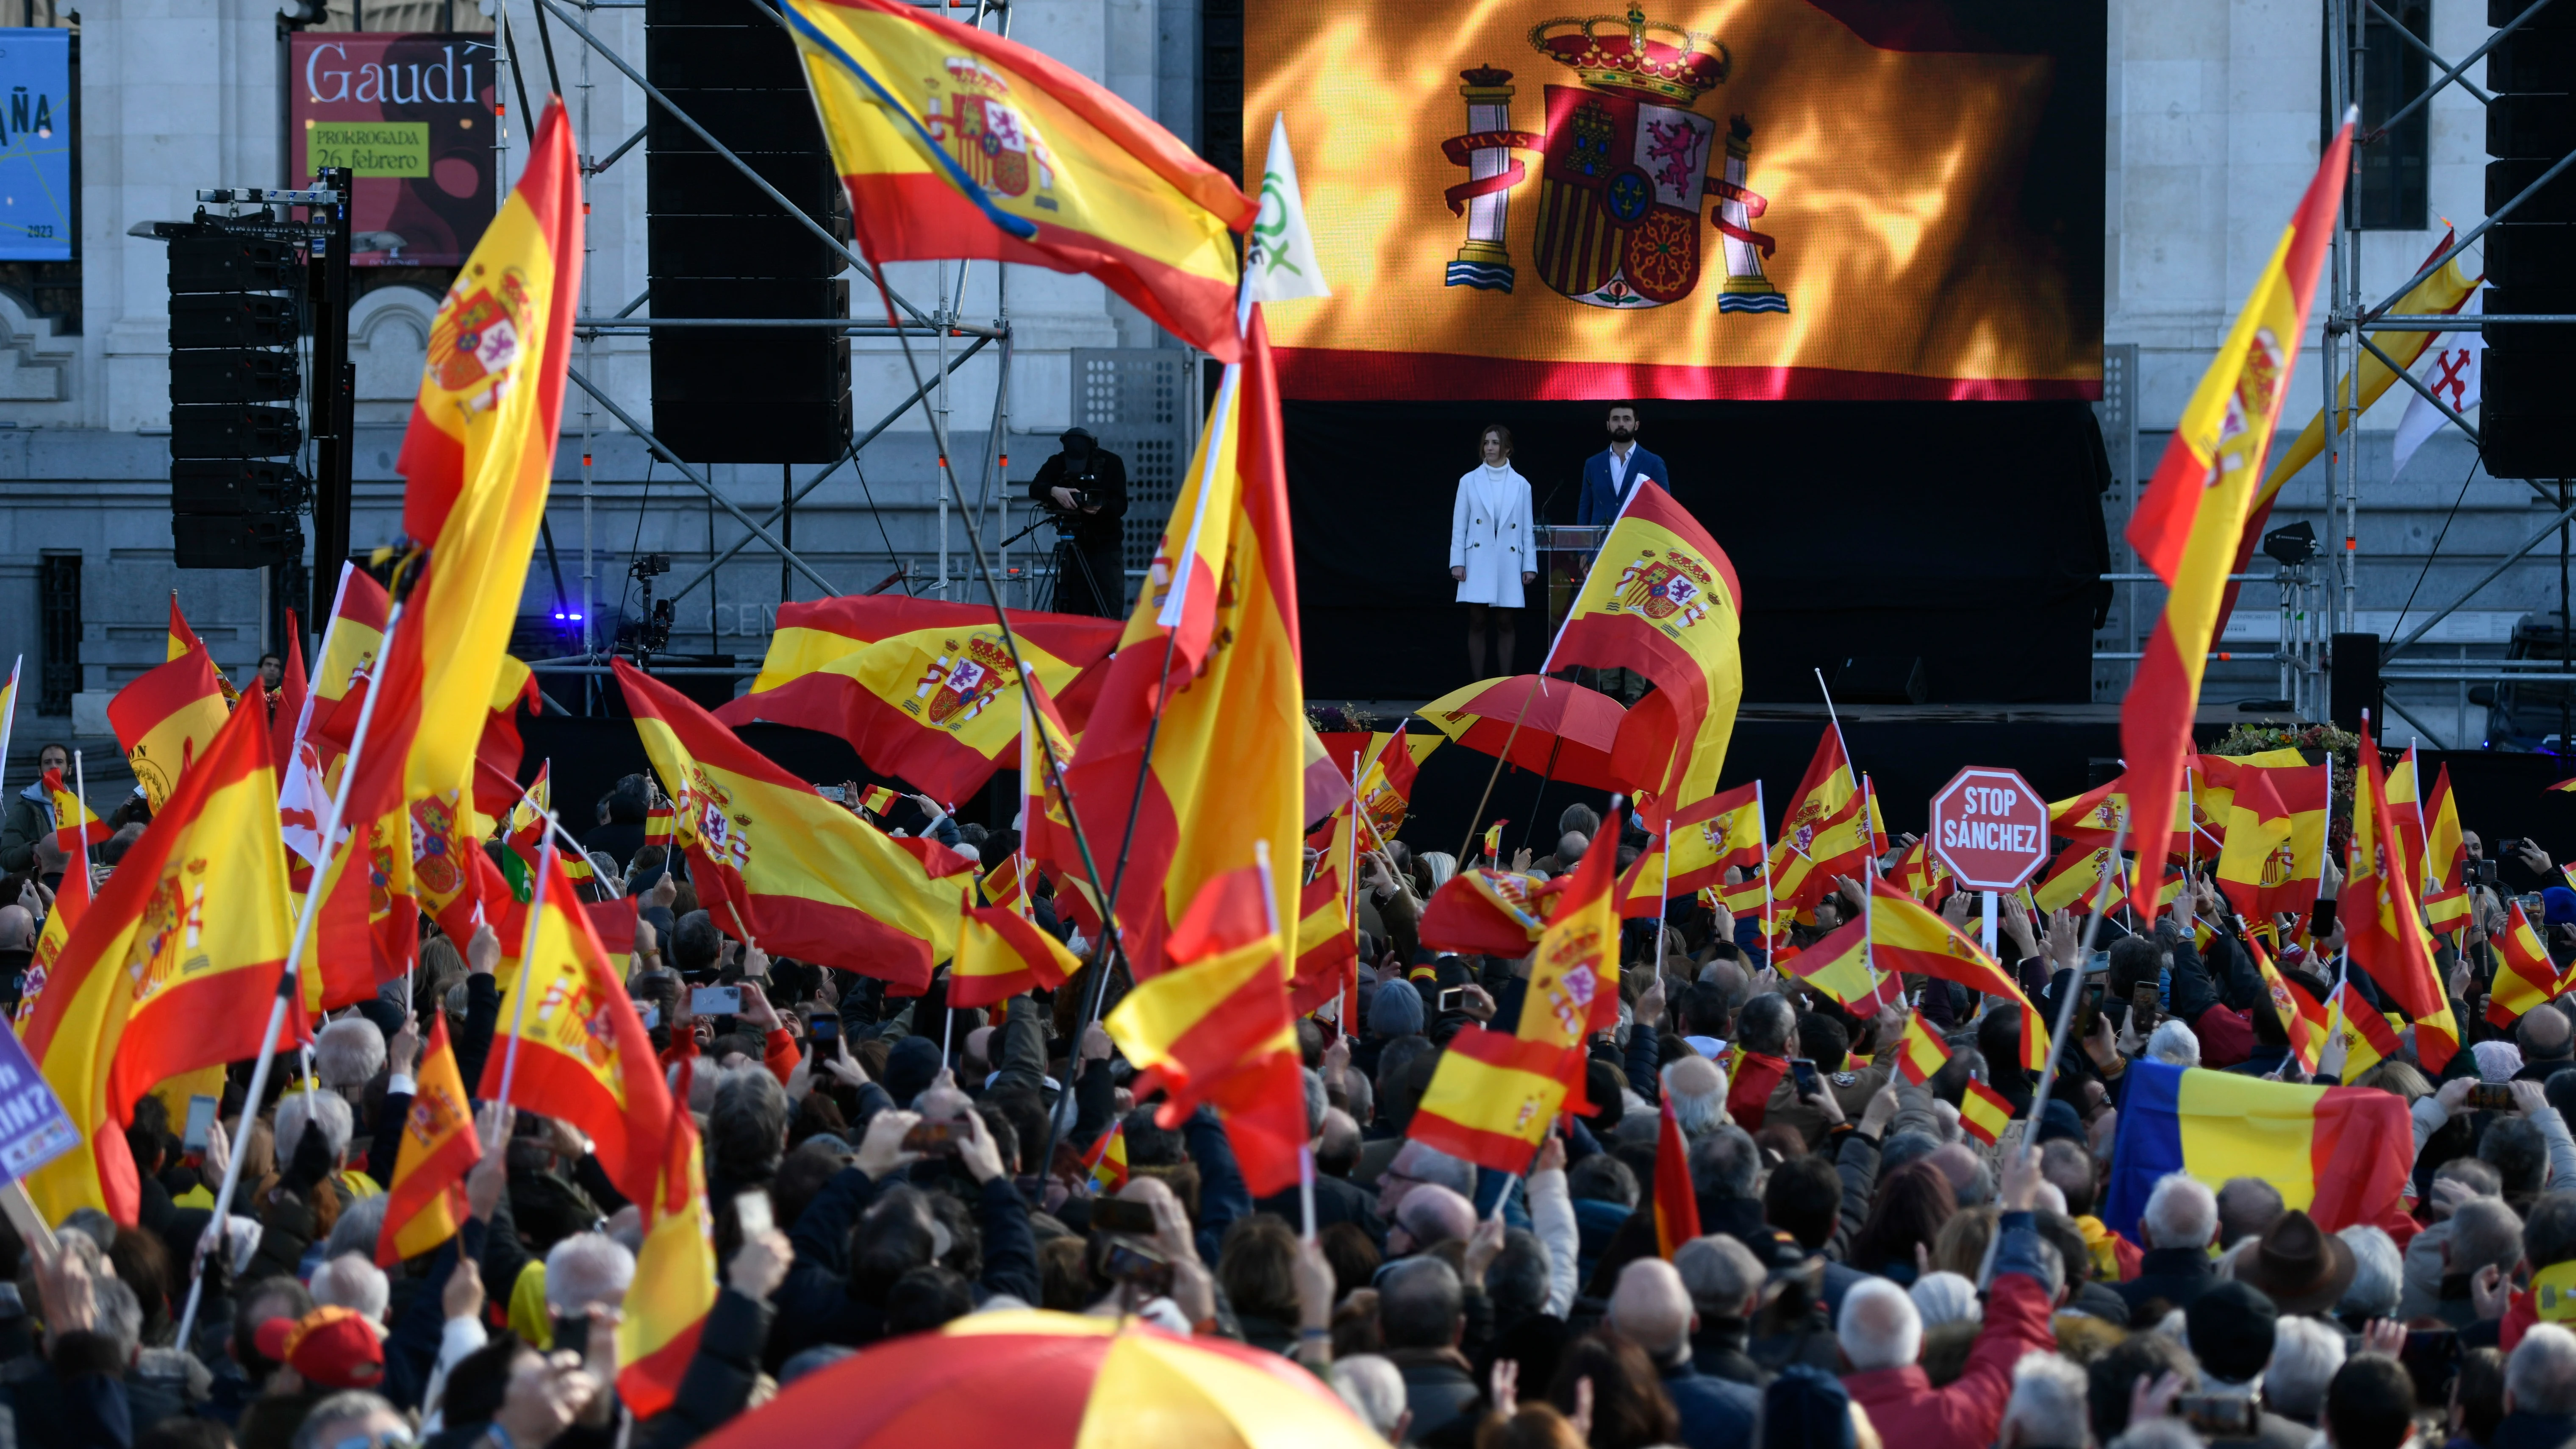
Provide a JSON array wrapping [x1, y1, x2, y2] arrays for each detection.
[[1928, 767, 2049, 889]]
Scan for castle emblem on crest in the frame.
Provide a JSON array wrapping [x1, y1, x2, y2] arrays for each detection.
[[1436, 4, 1787, 311], [924, 56, 1060, 212], [909, 635, 1017, 730], [427, 262, 533, 414]]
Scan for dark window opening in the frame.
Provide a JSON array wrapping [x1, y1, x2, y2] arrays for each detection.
[[2351, 0, 2431, 231], [39, 554, 79, 715]]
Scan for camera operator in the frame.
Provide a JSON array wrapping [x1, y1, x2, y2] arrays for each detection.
[[1029, 426, 1128, 617]]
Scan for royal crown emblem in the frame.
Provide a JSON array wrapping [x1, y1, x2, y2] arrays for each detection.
[[909, 634, 1017, 730], [427, 262, 532, 413], [1435, 4, 1788, 311], [924, 55, 1060, 211], [1613, 547, 1715, 625]]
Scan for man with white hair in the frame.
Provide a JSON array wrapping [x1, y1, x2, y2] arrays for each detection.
[[2146, 1018, 2201, 1067], [1662, 1055, 1728, 1140], [1840, 1146, 2059, 1449], [545, 1232, 636, 1339], [1999, 1350, 2092, 1449], [1608, 1257, 1757, 1448], [314, 1017, 386, 1098], [2501, 1322, 2576, 1447], [2265, 1316, 2346, 1427], [309, 1254, 391, 1326], [1327, 1355, 1409, 1444], [2114, 1172, 2219, 1318]]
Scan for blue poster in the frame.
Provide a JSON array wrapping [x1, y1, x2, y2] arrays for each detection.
[[0, 1020, 75, 1185], [0, 30, 69, 262]]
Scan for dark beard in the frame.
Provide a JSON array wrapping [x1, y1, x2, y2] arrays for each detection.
[[1609, 427, 1635, 443]]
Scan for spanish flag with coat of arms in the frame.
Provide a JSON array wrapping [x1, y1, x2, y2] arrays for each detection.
[[2119, 112, 2353, 877], [782, 0, 1255, 358], [23, 698, 305, 1224], [1545, 486, 1743, 819], [620, 660, 978, 994], [1064, 303, 1307, 979]]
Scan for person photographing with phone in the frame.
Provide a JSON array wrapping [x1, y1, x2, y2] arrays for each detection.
[[1028, 426, 1129, 617]]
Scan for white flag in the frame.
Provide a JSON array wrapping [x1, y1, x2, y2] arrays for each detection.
[[2389, 290, 2482, 480], [1245, 112, 1331, 305]]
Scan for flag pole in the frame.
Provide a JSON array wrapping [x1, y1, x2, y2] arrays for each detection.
[[70, 749, 91, 884], [173, 591, 409, 1352], [0, 656, 19, 802], [1344, 750, 1362, 1035], [1252, 839, 1314, 1241], [1757, 779, 1775, 963], [1978, 812, 2127, 1290], [492, 811, 559, 1119]]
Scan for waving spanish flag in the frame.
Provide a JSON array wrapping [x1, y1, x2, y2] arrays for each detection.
[[1892, 1013, 1951, 1086], [1102, 860, 1305, 1194], [375, 1016, 480, 1266], [393, 97, 579, 808], [108, 641, 230, 813], [1767, 727, 1871, 913], [1352, 722, 1425, 848], [478, 847, 672, 1207], [2252, 939, 2330, 1076], [618, 1059, 719, 1420], [1420, 867, 1552, 957], [783, 0, 1254, 358], [2489, 901, 2559, 1029], [1289, 865, 1355, 1017], [2121, 114, 2353, 874], [24, 700, 302, 1224], [1545, 486, 1744, 815], [1615, 782, 1763, 918], [1064, 307, 1306, 979], [950, 896, 1081, 1009], [621, 660, 976, 993], [2343, 724, 2457, 1071], [2212, 755, 2331, 920], [162, 594, 241, 706], [1779, 915, 1899, 1017], [1869, 874, 2048, 1073], [1407, 1025, 1571, 1173], [717, 598, 1121, 803]]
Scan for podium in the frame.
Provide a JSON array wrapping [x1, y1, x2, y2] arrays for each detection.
[[1534, 524, 1608, 644]]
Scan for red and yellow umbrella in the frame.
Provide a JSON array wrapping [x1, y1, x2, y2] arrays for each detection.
[[1420, 674, 1627, 791], [695, 1310, 1388, 1449]]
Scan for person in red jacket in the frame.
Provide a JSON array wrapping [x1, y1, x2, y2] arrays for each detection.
[[1840, 1149, 2062, 1449]]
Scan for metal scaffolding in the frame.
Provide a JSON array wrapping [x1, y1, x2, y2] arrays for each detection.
[[2098, 0, 2574, 732], [497, 0, 1037, 691]]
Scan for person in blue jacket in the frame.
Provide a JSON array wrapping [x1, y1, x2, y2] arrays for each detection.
[[1575, 402, 1671, 528]]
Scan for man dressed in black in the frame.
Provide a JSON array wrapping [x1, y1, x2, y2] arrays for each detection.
[[1028, 427, 1129, 617]]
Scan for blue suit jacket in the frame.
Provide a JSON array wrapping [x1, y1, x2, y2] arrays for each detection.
[[1577, 445, 1671, 526]]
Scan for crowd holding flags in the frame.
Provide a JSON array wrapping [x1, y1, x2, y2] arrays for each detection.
[[0, 4, 2548, 1423]]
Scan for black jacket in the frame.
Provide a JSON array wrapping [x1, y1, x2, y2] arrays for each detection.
[[2491, 1410, 2576, 1449], [1253, 1171, 1388, 1250], [1030, 447, 1129, 554], [1384, 1346, 1480, 1443], [2112, 1246, 2220, 1322], [769, 1166, 1041, 1370]]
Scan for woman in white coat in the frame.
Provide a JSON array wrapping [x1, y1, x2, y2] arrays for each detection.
[[1449, 423, 1537, 680]]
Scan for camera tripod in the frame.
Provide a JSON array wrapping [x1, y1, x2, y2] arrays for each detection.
[[999, 508, 1119, 617]]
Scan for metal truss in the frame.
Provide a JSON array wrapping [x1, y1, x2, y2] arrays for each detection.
[[2304, 0, 2574, 694], [507, 0, 1025, 678]]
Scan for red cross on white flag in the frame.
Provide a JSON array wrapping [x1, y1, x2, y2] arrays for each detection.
[[2391, 290, 2483, 480]]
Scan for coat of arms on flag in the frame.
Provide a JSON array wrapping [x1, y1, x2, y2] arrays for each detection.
[[1434, 4, 1787, 311]]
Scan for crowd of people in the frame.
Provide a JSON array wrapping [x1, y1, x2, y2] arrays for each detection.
[[1, 767, 2574, 1449]]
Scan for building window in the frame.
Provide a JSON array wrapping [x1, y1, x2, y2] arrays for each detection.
[[2352, 0, 2431, 231], [38, 553, 78, 715], [1200, 0, 1241, 185]]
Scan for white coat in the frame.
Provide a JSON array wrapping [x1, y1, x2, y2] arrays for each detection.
[[1450, 463, 1534, 608]]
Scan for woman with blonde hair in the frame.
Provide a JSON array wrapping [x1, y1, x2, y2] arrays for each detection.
[[1449, 424, 1536, 680]]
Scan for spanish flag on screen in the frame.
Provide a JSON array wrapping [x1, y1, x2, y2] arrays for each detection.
[[2119, 113, 2353, 875], [2101, 1059, 2412, 1242], [782, 0, 1255, 358]]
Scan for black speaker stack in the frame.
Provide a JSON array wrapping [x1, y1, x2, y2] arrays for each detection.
[[2482, 0, 2576, 481], [645, 0, 854, 464], [166, 233, 308, 569]]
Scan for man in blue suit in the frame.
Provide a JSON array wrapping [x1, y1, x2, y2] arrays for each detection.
[[1577, 401, 1670, 527]]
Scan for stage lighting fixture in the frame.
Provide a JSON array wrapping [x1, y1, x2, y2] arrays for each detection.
[[2262, 521, 2318, 568]]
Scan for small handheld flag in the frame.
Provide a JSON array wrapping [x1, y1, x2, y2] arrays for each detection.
[[1083, 1119, 1130, 1194], [1959, 1077, 2012, 1146], [1482, 819, 1506, 863], [1652, 1093, 1698, 1259], [858, 784, 901, 817]]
